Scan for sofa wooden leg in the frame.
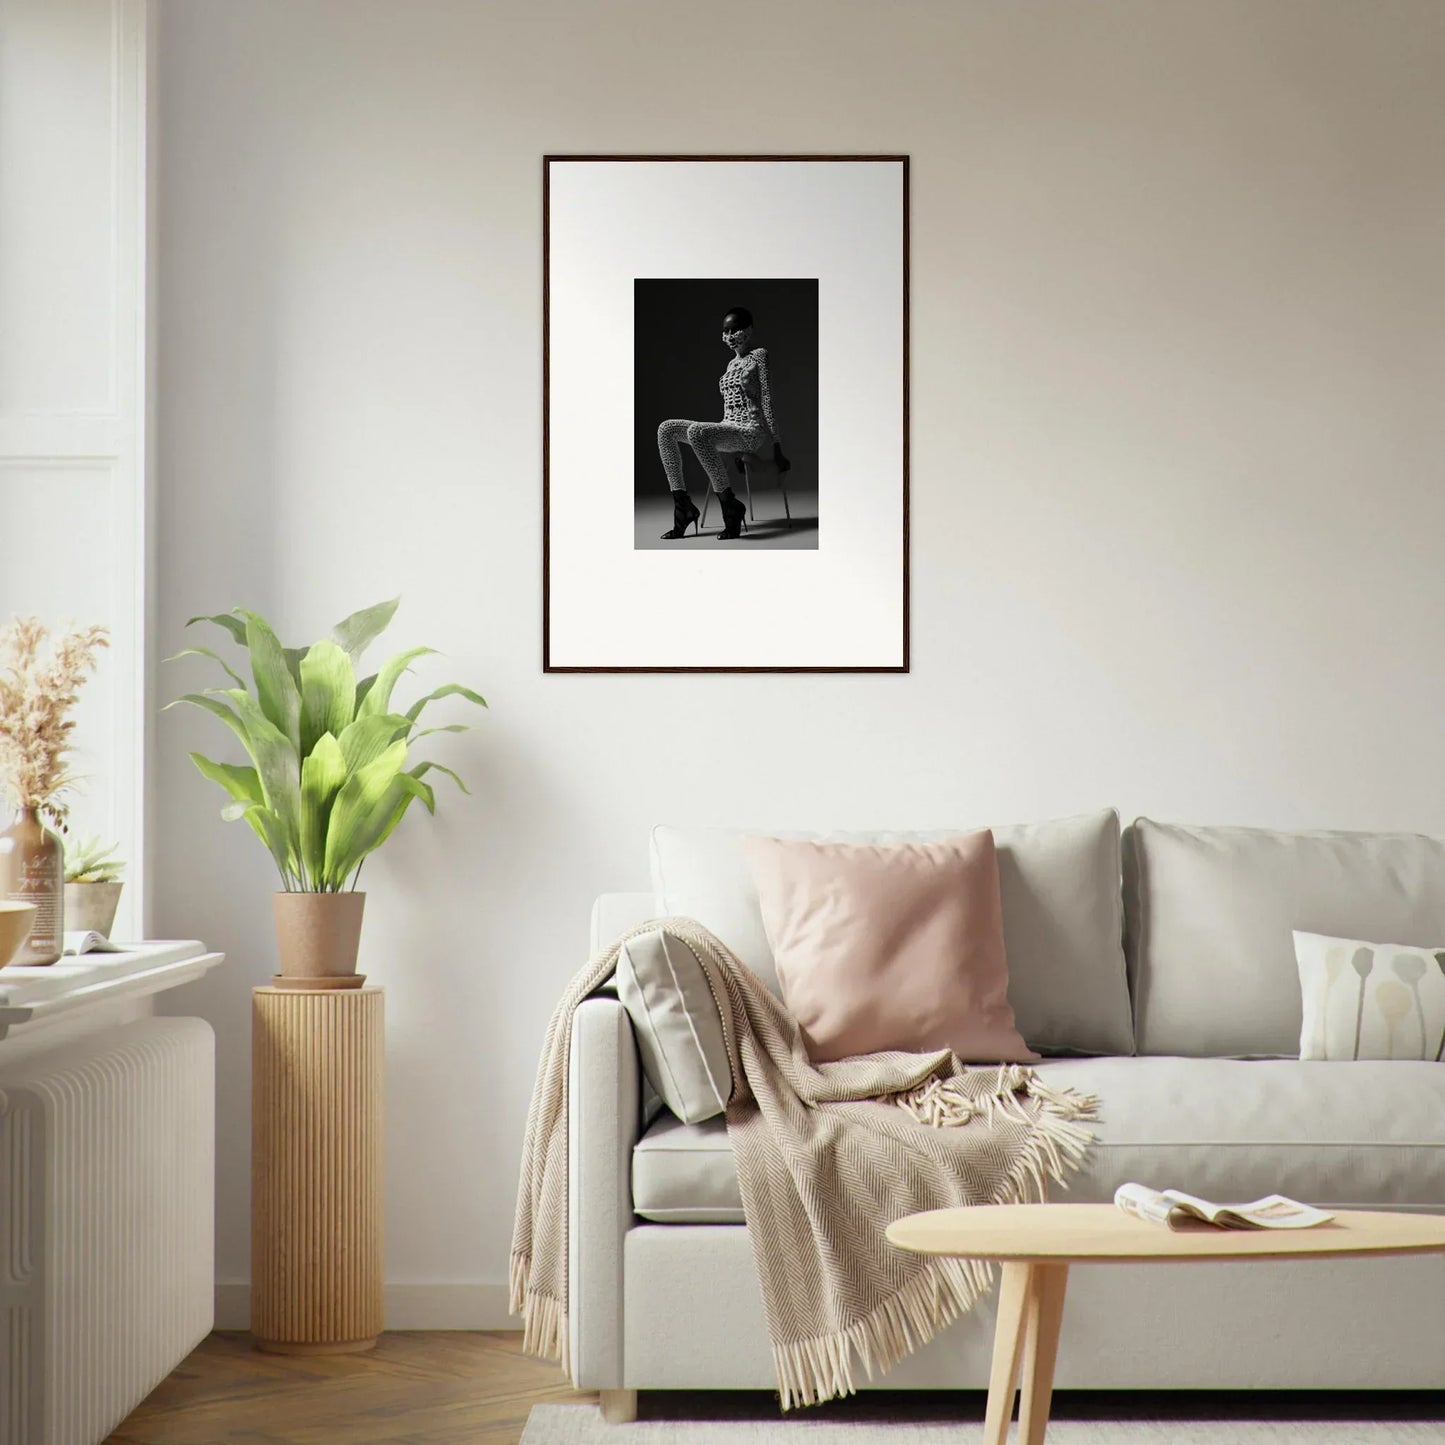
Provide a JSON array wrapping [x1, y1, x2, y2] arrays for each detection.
[[600, 1388, 638, 1423]]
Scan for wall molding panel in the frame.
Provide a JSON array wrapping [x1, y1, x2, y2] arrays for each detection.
[[0, 0, 149, 934]]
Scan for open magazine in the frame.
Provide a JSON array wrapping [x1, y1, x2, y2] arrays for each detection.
[[1114, 1182, 1334, 1231], [62, 930, 126, 955]]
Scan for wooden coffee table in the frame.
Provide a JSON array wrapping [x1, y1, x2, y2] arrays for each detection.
[[886, 1202, 1445, 1445]]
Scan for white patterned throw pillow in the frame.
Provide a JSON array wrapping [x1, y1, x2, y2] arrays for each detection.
[[615, 925, 733, 1123], [1294, 930, 1445, 1061]]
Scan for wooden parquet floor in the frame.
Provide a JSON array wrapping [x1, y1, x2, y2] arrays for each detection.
[[106, 1331, 594, 1445], [100, 1330, 1445, 1442]]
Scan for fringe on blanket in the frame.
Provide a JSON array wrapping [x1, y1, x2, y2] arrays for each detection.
[[511, 1252, 569, 1374], [773, 1254, 991, 1410], [775, 1071, 1100, 1411]]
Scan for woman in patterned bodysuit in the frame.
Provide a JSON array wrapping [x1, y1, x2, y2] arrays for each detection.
[[657, 308, 791, 540]]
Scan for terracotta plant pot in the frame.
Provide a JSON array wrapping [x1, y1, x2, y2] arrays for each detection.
[[63, 881, 124, 939], [273, 892, 366, 979], [0, 901, 38, 969]]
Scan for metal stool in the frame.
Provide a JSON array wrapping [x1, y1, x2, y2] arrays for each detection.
[[699, 449, 792, 531]]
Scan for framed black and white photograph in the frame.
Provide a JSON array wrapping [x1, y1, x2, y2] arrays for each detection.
[[544, 155, 908, 672], [634, 277, 818, 553]]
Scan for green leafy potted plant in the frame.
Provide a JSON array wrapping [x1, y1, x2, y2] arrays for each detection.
[[63, 837, 126, 938], [169, 598, 485, 980]]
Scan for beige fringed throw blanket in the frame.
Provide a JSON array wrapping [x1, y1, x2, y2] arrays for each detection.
[[511, 919, 1098, 1410]]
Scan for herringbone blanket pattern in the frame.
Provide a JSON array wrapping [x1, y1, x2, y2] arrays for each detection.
[[511, 920, 1099, 1410]]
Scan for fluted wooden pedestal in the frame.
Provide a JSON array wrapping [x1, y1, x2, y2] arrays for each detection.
[[251, 984, 384, 1354]]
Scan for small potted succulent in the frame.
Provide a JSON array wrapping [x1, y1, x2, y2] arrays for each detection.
[[169, 598, 484, 981], [63, 837, 126, 938]]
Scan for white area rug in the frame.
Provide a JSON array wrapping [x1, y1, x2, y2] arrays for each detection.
[[522, 1397, 1445, 1443]]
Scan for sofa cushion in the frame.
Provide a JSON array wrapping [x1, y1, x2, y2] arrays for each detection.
[[745, 831, 1036, 1064], [1125, 818, 1445, 1057], [1294, 930, 1445, 1062], [616, 925, 733, 1124], [651, 809, 1132, 1056], [633, 1113, 742, 1223], [1046, 1056, 1445, 1208], [630, 1056, 1445, 1224]]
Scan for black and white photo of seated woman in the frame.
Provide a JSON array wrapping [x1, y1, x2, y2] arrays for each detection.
[[633, 278, 818, 551]]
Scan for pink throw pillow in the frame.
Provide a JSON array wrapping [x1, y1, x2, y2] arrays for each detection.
[[743, 831, 1038, 1064]]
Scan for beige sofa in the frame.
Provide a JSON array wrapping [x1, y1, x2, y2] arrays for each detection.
[[568, 813, 1445, 1400]]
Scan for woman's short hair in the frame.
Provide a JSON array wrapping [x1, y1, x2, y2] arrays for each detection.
[[723, 307, 754, 329]]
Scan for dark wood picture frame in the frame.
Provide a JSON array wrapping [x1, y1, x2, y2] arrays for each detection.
[[542, 154, 910, 673]]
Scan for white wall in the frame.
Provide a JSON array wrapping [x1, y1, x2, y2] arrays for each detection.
[[154, 0, 1445, 1323]]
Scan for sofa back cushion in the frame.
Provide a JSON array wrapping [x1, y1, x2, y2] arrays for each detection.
[[590, 893, 664, 954], [650, 809, 1132, 1056], [1125, 818, 1445, 1057]]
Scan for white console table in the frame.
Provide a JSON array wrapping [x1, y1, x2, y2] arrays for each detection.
[[0, 941, 226, 1445]]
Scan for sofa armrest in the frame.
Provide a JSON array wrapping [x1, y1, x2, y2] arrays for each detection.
[[567, 995, 641, 1388]]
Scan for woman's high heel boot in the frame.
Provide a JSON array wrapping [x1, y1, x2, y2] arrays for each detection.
[[716, 486, 746, 541], [660, 490, 700, 539]]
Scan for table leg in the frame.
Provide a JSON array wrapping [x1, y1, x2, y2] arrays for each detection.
[[600, 1389, 637, 1423], [1017, 1263, 1069, 1445], [982, 1262, 1032, 1445]]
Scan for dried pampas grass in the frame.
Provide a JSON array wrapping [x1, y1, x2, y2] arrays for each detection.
[[0, 617, 109, 828]]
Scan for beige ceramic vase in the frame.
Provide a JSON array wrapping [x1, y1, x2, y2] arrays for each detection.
[[272, 892, 366, 981], [0, 807, 64, 965]]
